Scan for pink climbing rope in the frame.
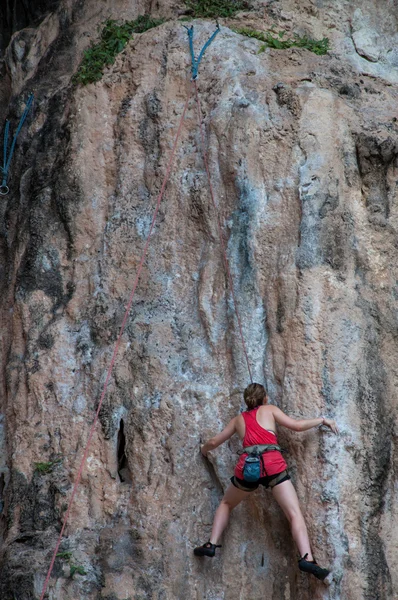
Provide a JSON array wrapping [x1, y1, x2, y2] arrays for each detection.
[[39, 93, 190, 600], [193, 79, 253, 383]]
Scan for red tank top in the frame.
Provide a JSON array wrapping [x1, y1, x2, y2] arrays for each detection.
[[234, 407, 287, 479]]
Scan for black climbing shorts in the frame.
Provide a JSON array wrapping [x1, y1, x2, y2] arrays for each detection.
[[231, 470, 291, 492]]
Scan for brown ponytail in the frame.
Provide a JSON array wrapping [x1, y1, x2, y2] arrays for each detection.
[[243, 383, 267, 411]]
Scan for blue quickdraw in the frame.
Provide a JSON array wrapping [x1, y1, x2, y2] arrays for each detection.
[[1, 93, 34, 196], [184, 23, 220, 80]]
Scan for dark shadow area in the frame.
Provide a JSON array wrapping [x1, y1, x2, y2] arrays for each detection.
[[117, 419, 132, 483], [0, 0, 61, 52], [0, 472, 4, 511]]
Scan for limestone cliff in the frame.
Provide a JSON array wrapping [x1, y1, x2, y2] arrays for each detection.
[[0, 1, 397, 599]]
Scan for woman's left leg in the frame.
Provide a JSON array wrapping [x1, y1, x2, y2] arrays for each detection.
[[271, 479, 313, 560], [209, 483, 250, 544]]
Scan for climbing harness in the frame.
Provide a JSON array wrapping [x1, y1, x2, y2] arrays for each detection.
[[240, 443, 283, 455], [232, 469, 289, 491], [1, 93, 34, 196], [240, 444, 283, 482], [40, 25, 253, 598]]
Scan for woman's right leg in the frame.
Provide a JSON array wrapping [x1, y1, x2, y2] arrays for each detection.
[[209, 483, 250, 544], [271, 479, 313, 560]]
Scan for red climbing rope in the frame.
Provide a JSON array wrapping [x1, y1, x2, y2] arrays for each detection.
[[193, 79, 253, 383], [40, 71, 253, 597], [39, 94, 190, 600]]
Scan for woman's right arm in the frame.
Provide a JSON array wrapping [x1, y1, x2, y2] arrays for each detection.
[[272, 406, 338, 434], [201, 417, 237, 456]]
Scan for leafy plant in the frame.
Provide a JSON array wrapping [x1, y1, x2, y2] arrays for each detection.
[[234, 27, 329, 55], [185, 0, 250, 18], [74, 16, 164, 85], [70, 564, 87, 578], [34, 462, 54, 474], [34, 457, 62, 474], [127, 15, 165, 33], [56, 551, 73, 560]]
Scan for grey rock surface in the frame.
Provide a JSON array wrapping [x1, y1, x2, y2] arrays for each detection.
[[0, 1, 397, 599]]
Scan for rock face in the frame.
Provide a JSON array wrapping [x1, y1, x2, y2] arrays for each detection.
[[0, 1, 398, 599]]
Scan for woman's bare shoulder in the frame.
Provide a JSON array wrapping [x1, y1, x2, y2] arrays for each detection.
[[258, 404, 276, 415], [235, 413, 245, 436], [235, 413, 245, 426]]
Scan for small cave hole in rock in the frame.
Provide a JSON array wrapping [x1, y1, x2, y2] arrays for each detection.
[[0, 473, 4, 512], [117, 419, 132, 483]]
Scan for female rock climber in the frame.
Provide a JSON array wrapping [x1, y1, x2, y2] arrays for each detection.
[[194, 382, 338, 582]]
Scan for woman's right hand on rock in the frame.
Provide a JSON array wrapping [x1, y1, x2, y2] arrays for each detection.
[[323, 418, 339, 434]]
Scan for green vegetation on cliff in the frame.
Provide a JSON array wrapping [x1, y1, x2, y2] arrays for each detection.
[[74, 16, 164, 85], [185, 0, 250, 18], [56, 551, 73, 560], [34, 460, 62, 473], [70, 564, 87, 578], [234, 27, 329, 55]]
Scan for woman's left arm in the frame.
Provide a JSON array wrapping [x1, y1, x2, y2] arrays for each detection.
[[201, 417, 237, 456]]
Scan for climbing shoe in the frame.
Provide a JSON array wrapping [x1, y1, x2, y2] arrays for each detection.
[[194, 541, 222, 557], [298, 554, 331, 582]]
